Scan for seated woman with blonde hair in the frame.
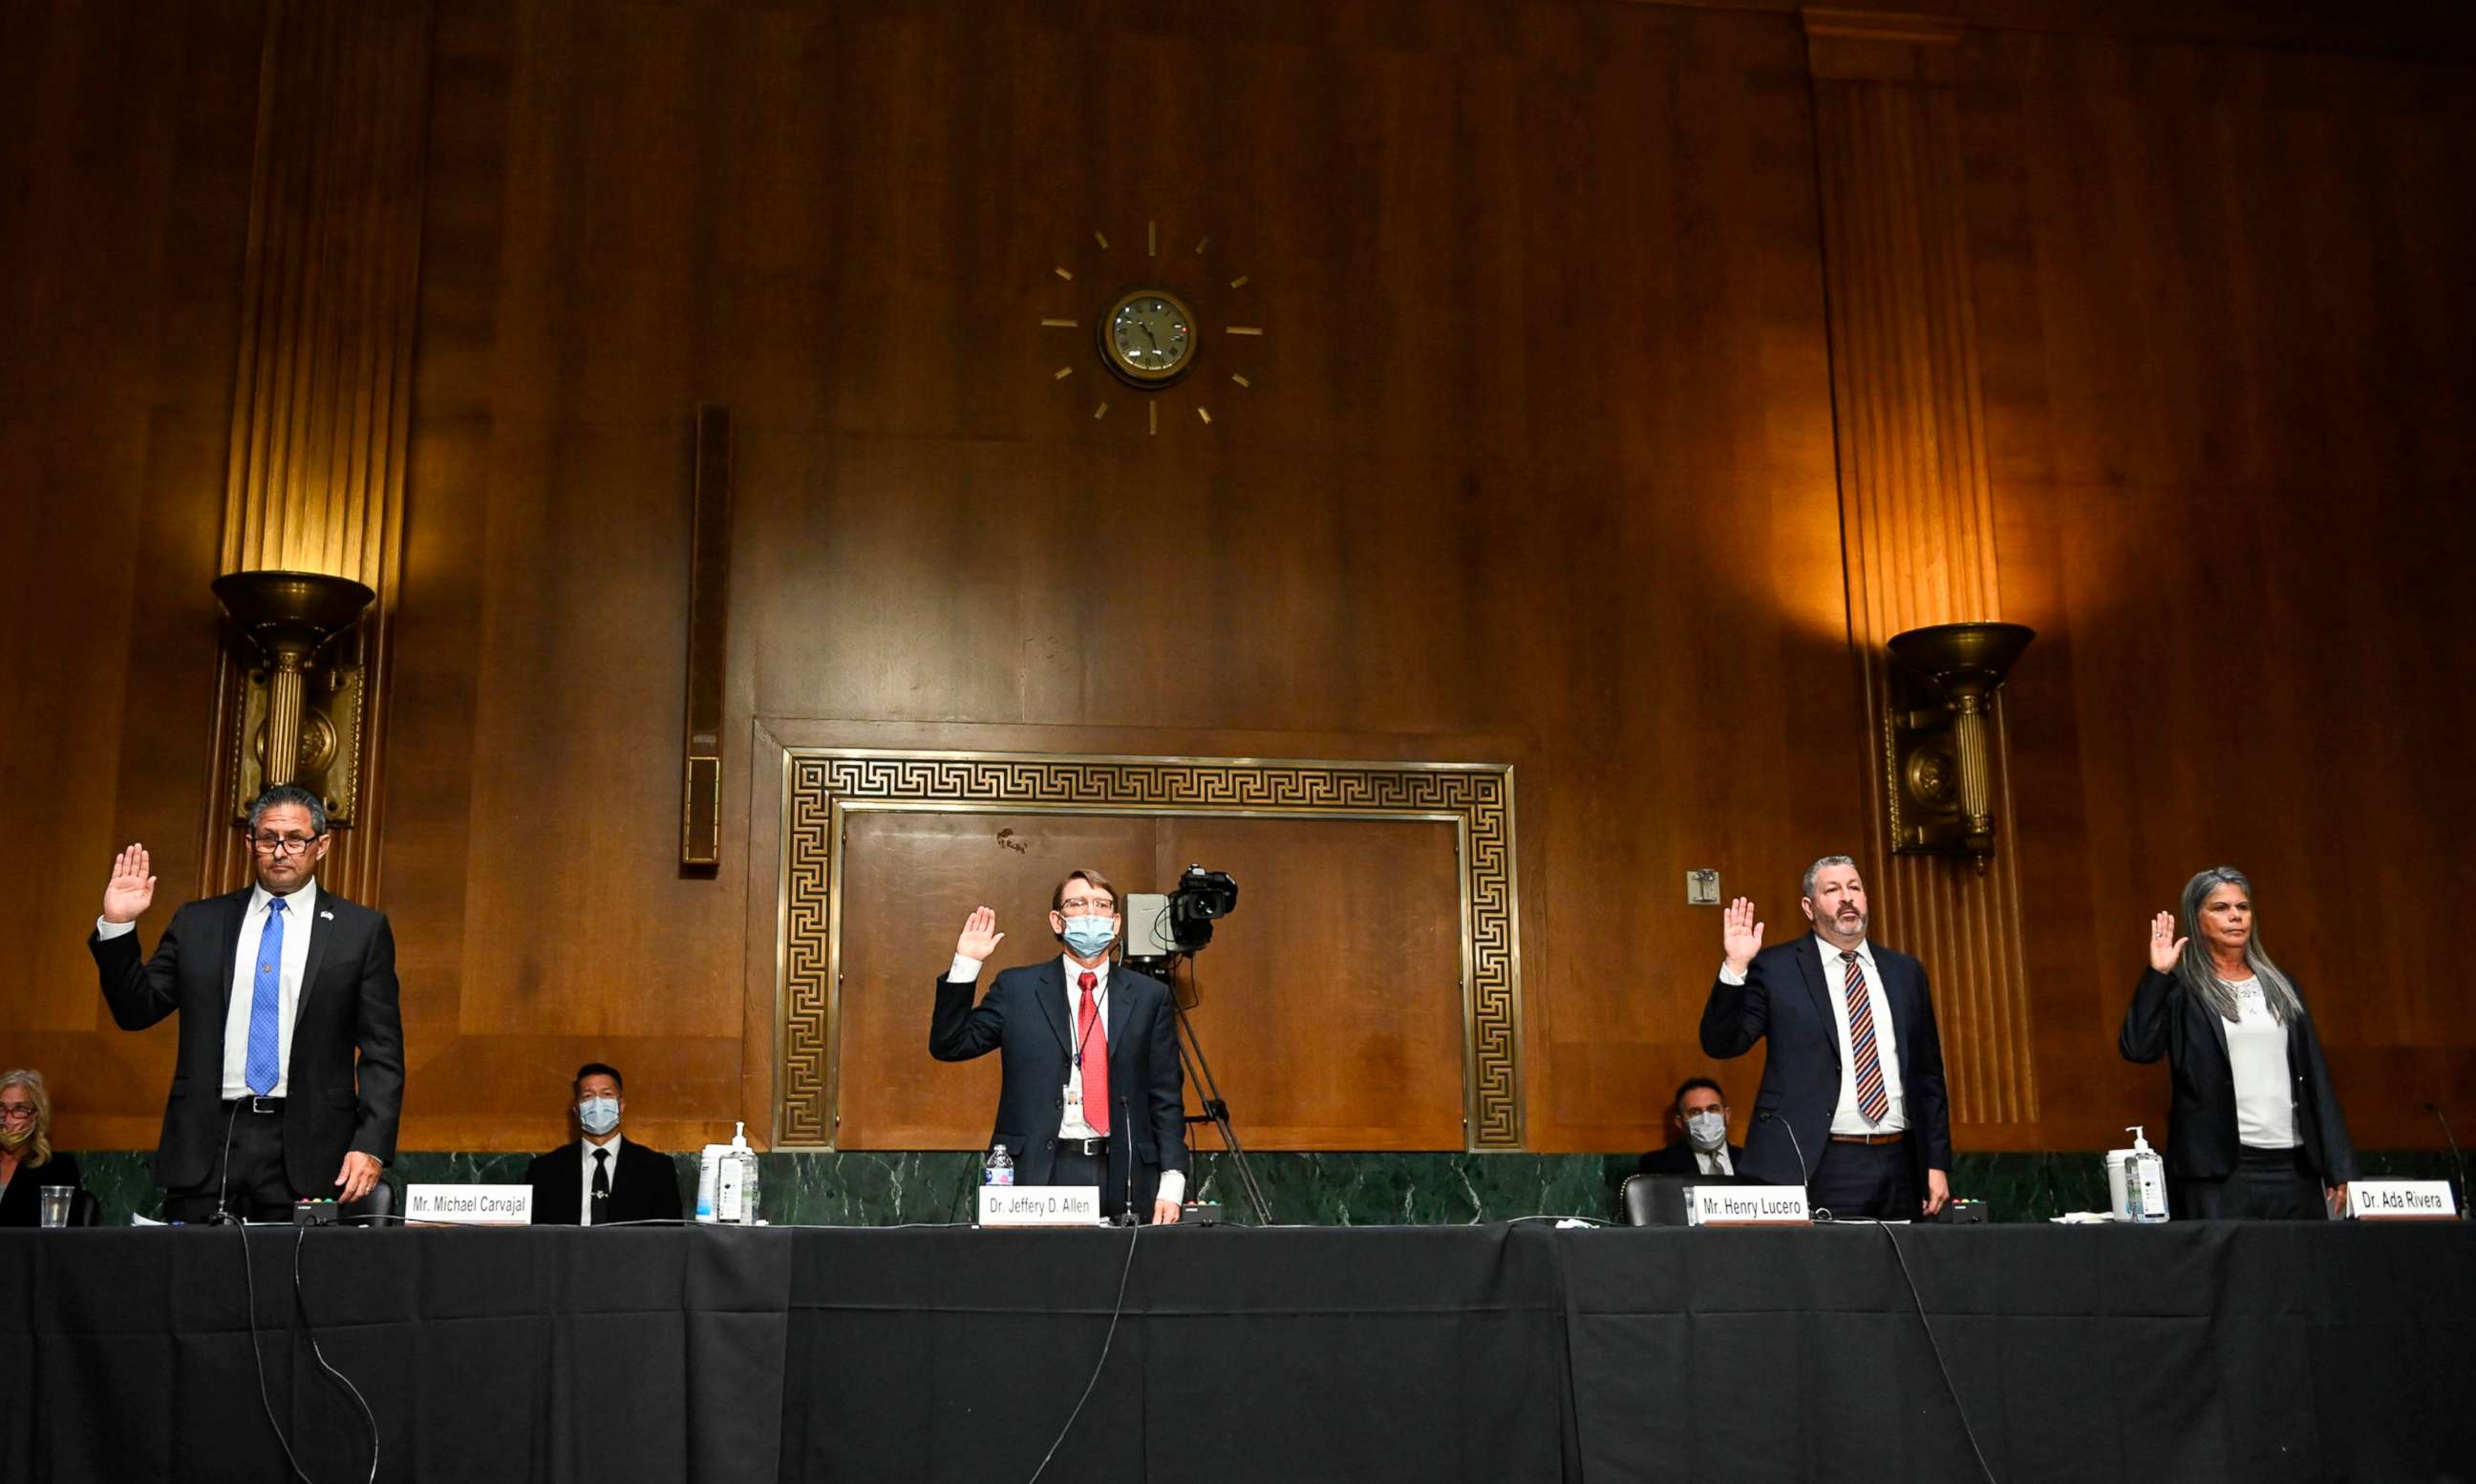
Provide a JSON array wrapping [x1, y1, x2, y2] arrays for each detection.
[[0, 1069, 84, 1226]]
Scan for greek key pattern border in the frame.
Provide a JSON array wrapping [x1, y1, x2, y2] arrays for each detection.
[[779, 751, 1522, 1150]]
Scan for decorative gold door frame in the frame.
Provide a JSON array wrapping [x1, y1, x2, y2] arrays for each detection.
[[776, 749, 1523, 1151]]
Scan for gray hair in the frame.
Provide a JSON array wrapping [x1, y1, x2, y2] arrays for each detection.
[[246, 784, 329, 837], [0, 1068, 55, 1169], [1801, 855, 1860, 901], [2175, 866, 2303, 1024]]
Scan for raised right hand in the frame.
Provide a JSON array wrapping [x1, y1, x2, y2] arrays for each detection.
[[1721, 896, 1764, 974], [2146, 910, 2187, 974], [103, 844, 157, 924], [954, 905, 1005, 963]]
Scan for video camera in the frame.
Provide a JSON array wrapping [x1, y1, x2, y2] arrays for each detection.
[[1122, 864, 1239, 962]]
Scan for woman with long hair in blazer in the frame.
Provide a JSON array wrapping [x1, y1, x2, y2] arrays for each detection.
[[2121, 866, 2357, 1219]]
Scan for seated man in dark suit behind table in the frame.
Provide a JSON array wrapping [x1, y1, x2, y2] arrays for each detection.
[[525, 1063, 682, 1225], [1637, 1076, 1746, 1179]]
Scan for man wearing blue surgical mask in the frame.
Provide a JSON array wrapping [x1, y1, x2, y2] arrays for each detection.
[[1637, 1077, 1744, 1179], [524, 1063, 684, 1225], [933, 869, 1188, 1224]]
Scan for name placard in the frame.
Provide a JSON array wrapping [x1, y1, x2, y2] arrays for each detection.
[[404, 1184, 535, 1226], [1687, 1184, 1812, 1226], [2345, 1179, 2459, 1221], [978, 1185, 1105, 1227]]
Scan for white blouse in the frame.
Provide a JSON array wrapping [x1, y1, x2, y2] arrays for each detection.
[[2220, 977, 2297, 1150]]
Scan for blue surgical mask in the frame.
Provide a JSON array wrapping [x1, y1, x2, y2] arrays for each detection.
[[578, 1096, 620, 1137], [1060, 916, 1117, 959], [1685, 1111, 1727, 1152]]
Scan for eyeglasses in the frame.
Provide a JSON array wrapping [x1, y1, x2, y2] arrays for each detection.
[[1057, 897, 1117, 914], [246, 834, 322, 857], [0, 1106, 37, 1123]]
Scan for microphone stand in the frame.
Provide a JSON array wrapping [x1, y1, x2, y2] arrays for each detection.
[[2430, 1104, 2471, 1221], [1759, 1110, 1816, 1216], [1113, 1094, 1139, 1227]]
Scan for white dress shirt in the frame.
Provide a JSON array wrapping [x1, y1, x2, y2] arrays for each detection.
[[96, 878, 320, 1099], [2220, 976, 2298, 1149], [946, 952, 1185, 1205], [1715, 933, 1905, 1135], [580, 1134, 622, 1225], [1693, 1146, 1735, 1177]]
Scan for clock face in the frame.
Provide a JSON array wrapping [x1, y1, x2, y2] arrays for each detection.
[[1101, 290, 1197, 385]]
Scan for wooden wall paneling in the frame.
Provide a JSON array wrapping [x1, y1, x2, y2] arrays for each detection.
[[830, 810, 1470, 1151], [775, 751, 1518, 1150], [202, 0, 433, 904], [0, 0, 271, 1153], [1806, 14, 2041, 1138], [1965, 26, 2476, 1148]]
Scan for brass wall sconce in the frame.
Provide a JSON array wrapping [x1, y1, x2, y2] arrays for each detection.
[[1884, 622, 2035, 858], [213, 570, 375, 824]]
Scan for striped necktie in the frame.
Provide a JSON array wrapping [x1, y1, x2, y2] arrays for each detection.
[[1841, 950, 1889, 1123]]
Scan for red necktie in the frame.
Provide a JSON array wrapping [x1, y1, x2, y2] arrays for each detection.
[[1078, 971, 1111, 1135], [1842, 951, 1890, 1123]]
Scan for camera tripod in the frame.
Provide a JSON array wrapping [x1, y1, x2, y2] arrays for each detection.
[[1159, 954, 1274, 1226]]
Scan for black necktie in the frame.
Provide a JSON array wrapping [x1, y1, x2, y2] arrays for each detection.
[[590, 1146, 610, 1224]]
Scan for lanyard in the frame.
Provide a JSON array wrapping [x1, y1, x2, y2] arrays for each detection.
[[1072, 981, 1104, 1069]]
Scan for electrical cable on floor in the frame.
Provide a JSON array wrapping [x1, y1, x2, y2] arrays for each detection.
[[1859, 1218, 1998, 1484], [290, 1221, 381, 1484], [1024, 1219, 1143, 1484]]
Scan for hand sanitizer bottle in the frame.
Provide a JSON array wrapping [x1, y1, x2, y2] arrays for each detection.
[[717, 1122, 760, 1225], [2124, 1126, 2168, 1223]]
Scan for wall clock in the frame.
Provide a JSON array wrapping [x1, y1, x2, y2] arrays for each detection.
[[1099, 288, 1197, 387], [1035, 221, 1267, 435]]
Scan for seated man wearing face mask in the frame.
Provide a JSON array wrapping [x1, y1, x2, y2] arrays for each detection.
[[1637, 1077, 1745, 1179], [932, 869, 1187, 1225], [524, 1063, 683, 1225]]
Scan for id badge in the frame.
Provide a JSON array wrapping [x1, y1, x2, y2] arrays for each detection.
[[1061, 1080, 1084, 1123]]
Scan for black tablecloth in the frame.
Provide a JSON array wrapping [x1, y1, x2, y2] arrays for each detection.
[[3, 1220, 2469, 1484]]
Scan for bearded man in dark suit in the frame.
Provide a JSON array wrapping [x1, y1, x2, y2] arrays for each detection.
[[1699, 856, 1953, 1219]]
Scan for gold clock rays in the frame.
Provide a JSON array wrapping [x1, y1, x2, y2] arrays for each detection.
[[1038, 220, 1264, 435]]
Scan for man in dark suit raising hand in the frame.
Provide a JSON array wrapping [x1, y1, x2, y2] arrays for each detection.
[[91, 784, 404, 1220], [931, 869, 1186, 1224], [1700, 856, 1952, 1219]]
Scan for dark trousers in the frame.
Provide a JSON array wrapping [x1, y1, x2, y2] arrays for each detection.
[[162, 1101, 303, 1222], [2170, 1144, 2331, 1220], [1050, 1146, 1134, 1222], [1808, 1137, 1916, 1220]]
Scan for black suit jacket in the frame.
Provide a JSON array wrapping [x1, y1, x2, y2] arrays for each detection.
[[525, 1137, 684, 1224], [2119, 967, 2358, 1184], [1636, 1141, 1747, 1178], [90, 886, 405, 1197], [930, 959, 1187, 1216], [0, 1152, 82, 1227], [1700, 935, 1953, 1188]]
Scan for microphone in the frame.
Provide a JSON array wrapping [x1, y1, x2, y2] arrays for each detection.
[[2428, 1104, 2470, 1222], [1759, 1109, 1812, 1196], [211, 1096, 247, 1226], [1115, 1094, 1139, 1227]]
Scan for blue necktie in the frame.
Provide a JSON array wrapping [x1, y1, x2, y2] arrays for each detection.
[[245, 898, 288, 1096]]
